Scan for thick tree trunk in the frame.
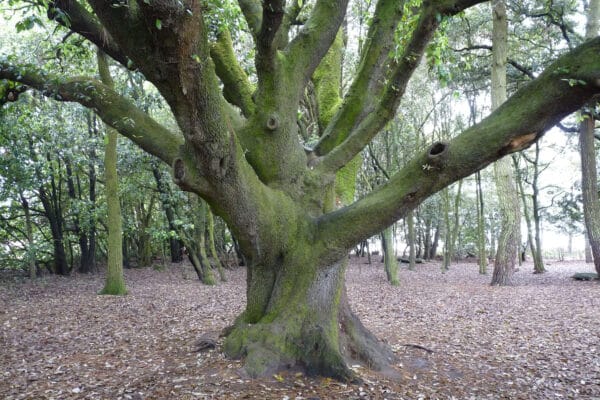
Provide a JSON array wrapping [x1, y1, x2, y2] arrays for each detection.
[[579, 112, 600, 275], [223, 257, 396, 380]]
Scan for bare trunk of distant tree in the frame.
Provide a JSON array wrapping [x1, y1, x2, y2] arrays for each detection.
[[407, 210, 416, 270], [20, 193, 36, 279], [491, 0, 520, 286], [513, 155, 543, 271]]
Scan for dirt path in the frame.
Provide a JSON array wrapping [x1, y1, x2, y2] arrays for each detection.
[[1, 259, 599, 399]]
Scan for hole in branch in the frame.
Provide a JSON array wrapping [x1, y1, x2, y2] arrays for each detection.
[[429, 142, 447, 156], [426, 142, 449, 169]]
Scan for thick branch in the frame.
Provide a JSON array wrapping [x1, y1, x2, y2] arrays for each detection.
[[238, 0, 262, 37], [210, 30, 256, 117], [258, 0, 285, 59], [0, 61, 182, 164], [313, 0, 404, 155], [285, 0, 349, 90], [48, 0, 128, 67], [315, 37, 600, 255], [315, 0, 486, 159]]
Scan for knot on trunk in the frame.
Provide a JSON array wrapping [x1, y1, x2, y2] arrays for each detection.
[[424, 142, 449, 170], [266, 113, 279, 131], [173, 158, 185, 183]]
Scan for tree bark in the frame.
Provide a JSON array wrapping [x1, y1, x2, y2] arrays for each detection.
[[580, 0, 600, 275], [491, 0, 520, 286], [381, 226, 399, 285], [97, 50, 126, 295], [151, 162, 183, 263], [407, 210, 416, 271], [224, 257, 395, 379]]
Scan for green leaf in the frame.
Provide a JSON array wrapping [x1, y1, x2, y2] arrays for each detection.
[[155, 19, 162, 30]]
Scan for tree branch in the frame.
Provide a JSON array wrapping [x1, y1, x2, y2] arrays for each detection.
[[451, 44, 536, 79], [256, 0, 285, 71], [238, 0, 262, 38], [0, 61, 182, 165], [314, 0, 486, 161], [210, 30, 256, 117], [285, 0, 349, 90], [315, 37, 600, 256], [48, 0, 128, 67], [313, 0, 405, 156]]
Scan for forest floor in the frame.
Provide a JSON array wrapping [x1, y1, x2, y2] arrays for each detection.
[[1, 258, 599, 400]]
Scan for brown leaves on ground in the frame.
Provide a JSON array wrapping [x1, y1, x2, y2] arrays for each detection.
[[1, 259, 599, 399]]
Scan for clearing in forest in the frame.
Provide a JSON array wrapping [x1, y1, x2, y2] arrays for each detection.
[[1, 259, 599, 399]]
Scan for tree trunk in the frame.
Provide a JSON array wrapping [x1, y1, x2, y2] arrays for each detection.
[[151, 162, 183, 263], [513, 155, 544, 272], [442, 187, 451, 272], [184, 195, 216, 285], [530, 148, 546, 274], [580, 0, 600, 275], [20, 193, 36, 279], [223, 257, 396, 380], [98, 50, 127, 295], [381, 226, 399, 285], [207, 207, 227, 282], [491, 0, 519, 286], [407, 210, 416, 271], [476, 171, 487, 274]]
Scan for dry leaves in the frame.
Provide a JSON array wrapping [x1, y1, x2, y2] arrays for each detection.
[[1, 259, 599, 399]]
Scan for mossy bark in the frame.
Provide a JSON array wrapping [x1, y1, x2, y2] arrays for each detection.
[[224, 256, 395, 380], [98, 50, 127, 296], [491, 0, 519, 286], [381, 226, 399, 285]]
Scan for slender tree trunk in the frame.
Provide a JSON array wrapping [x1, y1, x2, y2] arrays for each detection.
[[491, 0, 519, 286], [476, 171, 487, 274], [20, 193, 37, 279], [381, 226, 399, 285], [151, 162, 183, 263], [184, 195, 216, 285], [530, 147, 546, 273], [513, 155, 543, 271], [585, 235, 594, 263], [97, 50, 126, 295], [430, 222, 440, 260], [442, 188, 451, 272], [207, 207, 227, 282], [407, 210, 416, 270]]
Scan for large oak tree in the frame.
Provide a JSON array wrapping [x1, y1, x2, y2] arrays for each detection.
[[2, 0, 600, 380]]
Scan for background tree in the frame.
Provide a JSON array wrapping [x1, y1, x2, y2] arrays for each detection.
[[97, 50, 126, 296], [579, 0, 600, 275]]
